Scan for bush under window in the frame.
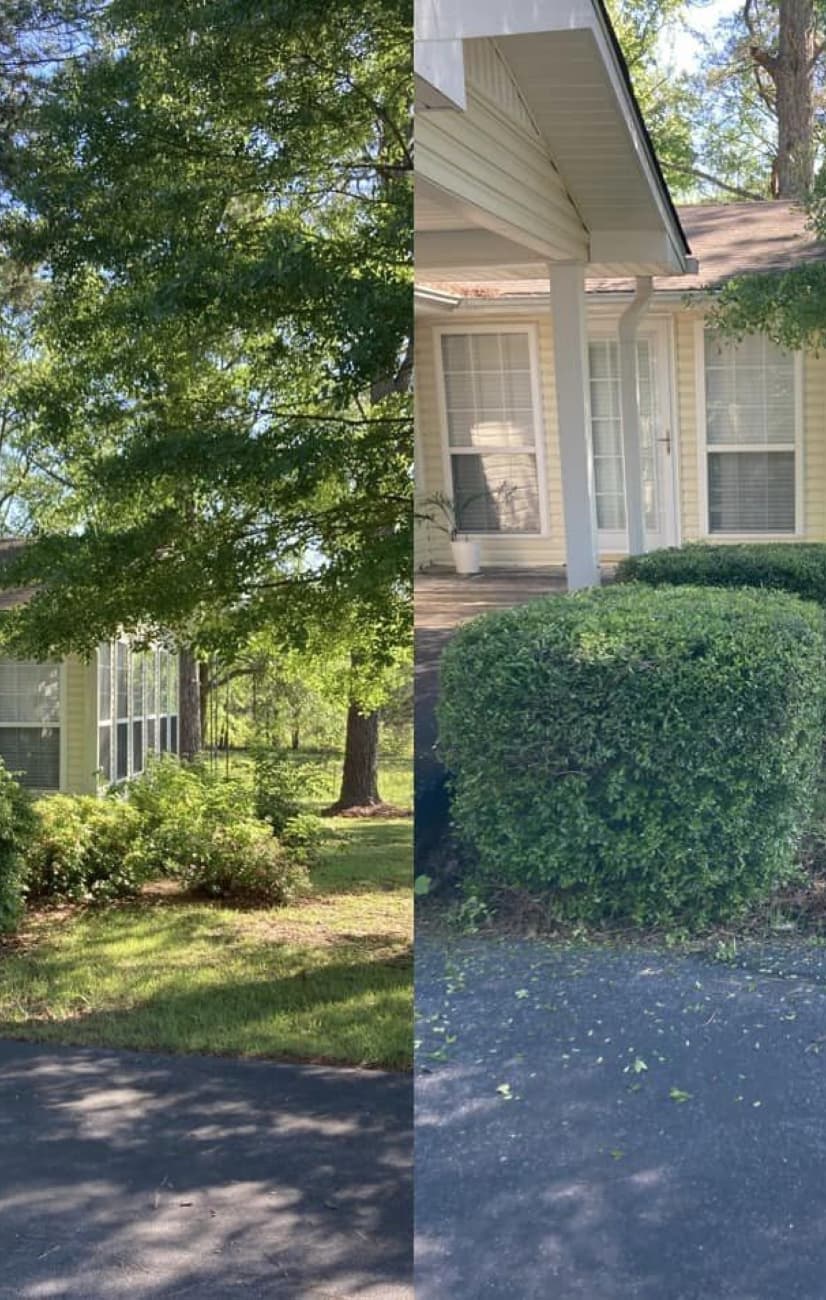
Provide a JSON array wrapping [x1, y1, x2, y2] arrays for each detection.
[[29, 795, 148, 902], [0, 762, 37, 932], [617, 542, 826, 607], [438, 584, 826, 929], [126, 755, 310, 901]]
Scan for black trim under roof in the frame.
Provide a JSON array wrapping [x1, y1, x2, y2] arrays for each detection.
[[594, 0, 692, 259]]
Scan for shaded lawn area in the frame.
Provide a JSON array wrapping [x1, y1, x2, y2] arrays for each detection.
[[0, 767, 413, 1069]]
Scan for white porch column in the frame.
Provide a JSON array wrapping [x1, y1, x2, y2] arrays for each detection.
[[549, 261, 599, 590], [618, 276, 653, 556]]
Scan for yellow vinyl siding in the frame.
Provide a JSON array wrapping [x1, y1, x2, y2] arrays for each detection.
[[805, 348, 826, 538], [62, 655, 97, 794], [416, 301, 826, 569], [674, 311, 701, 541]]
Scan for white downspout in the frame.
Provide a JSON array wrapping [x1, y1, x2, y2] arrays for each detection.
[[618, 276, 653, 556]]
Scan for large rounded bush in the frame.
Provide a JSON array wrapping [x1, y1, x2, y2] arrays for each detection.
[[0, 763, 36, 932], [617, 542, 826, 606], [438, 584, 826, 928]]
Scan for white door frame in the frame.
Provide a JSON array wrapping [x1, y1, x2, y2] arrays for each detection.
[[589, 316, 679, 554]]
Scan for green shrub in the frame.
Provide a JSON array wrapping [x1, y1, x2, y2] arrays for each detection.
[[127, 755, 255, 873], [617, 542, 826, 607], [251, 746, 327, 832], [175, 819, 309, 904], [127, 754, 310, 901], [438, 584, 826, 929], [0, 763, 36, 932], [29, 795, 148, 902], [280, 811, 326, 860]]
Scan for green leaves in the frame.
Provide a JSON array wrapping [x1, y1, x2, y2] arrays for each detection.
[[439, 582, 826, 931], [669, 1087, 693, 1104], [0, 0, 412, 668]]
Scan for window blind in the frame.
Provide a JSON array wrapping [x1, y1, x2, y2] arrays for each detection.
[[0, 660, 61, 790], [704, 331, 796, 533], [0, 726, 59, 790], [441, 332, 541, 534]]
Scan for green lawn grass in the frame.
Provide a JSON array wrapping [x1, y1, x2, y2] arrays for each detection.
[[0, 754, 412, 1069]]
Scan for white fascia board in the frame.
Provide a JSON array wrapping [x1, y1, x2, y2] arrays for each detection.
[[414, 40, 466, 110], [417, 288, 715, 314], [416, 0, 596, 41]]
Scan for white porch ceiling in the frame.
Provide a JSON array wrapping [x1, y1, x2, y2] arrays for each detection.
[[415, 3, 694, 284]]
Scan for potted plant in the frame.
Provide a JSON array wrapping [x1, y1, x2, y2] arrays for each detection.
[[417, 491, 479, 574], [418, 484, 518, 575]]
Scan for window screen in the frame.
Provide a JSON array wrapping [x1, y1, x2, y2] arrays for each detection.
[[704, 331, 796, 533], [441, 332, 541, 533], [0, 726, 59, 790]]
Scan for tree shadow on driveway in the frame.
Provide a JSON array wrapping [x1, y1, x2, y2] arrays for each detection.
[[416, 933, 826, 1300], [0, 1038, 412, 1299]]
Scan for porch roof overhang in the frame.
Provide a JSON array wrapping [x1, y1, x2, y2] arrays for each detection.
[[415, 0, 695, 284]]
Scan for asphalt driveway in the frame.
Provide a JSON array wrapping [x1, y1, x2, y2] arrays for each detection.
[[416, 932, 826, 1299], [0, 1040, 412, 1299]]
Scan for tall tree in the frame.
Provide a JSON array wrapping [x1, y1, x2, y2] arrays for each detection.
[[691, 0, 826, 200], [0, 0, 412, 791], [746, 0, 819, 196]]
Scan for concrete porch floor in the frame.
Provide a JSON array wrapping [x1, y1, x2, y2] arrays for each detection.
[[414, 566, 569, 634]]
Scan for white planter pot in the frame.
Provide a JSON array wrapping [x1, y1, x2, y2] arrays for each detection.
[[451, 538, 480, 575]]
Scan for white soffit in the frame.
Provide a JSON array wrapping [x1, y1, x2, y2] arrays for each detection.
[[414, 0, 692, 279]]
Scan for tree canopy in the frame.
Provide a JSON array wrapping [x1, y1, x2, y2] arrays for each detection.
[[0, 0, 412, 670]]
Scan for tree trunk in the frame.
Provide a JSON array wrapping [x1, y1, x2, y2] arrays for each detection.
[[751, 0, 816, 198], [291, 723, 300, 751], [178, 647, 203, 760], [331, 705, 380, 810]]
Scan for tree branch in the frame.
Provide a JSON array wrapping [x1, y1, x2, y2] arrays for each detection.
[[667, 162, 767, 202]]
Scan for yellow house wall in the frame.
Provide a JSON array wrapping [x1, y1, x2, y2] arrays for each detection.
[[62, 654, 98, 795], [416, 301, 826, 568]]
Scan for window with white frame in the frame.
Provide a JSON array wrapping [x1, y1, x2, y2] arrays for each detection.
[[439, 330, 543, 533], [0, 660, 60, 789], [145, 648, 157, 756], [159, 649, 170, 753], [588, 338, 659, 533], [97, 642, 112, 782], [168, 654, 179, 754], [703, 330, 797, 534], [115, 641, 129, 780], [97, 640, 179, 782], [132, 651, 146, 775]]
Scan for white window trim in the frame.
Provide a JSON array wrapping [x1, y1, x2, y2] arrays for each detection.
[[96, 640, 180, 785], [695, 318, 805, 540], [433, 322, 550, 539]]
